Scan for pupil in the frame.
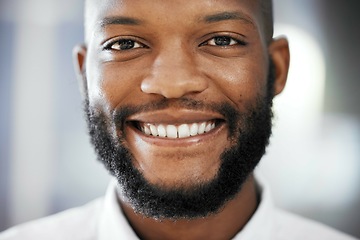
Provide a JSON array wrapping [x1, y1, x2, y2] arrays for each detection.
[[120, 40, 135, 50], [214, 36, 231, 46]]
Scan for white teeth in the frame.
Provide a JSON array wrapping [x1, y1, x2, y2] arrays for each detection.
[[190, 123, 198, 136], [149, 124, 158, 136], [140, 121, 217, 138], [205, 123, 213, 132], [198, 122, 206, 134], [143, 125, 151, 135], [178, 124, 190, 138], [166, 125, 178, 138], [157, 124, 166, 137]]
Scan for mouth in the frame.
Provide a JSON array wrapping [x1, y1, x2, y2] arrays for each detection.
[[125, 109, 226, 141], [132, 120, 222, 139]]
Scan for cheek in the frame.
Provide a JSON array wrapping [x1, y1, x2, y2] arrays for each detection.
[[86, 60, 146, 111], [86, 63, 105, 107], [200, 57, 268, 109], [102, 64, 139, 107]]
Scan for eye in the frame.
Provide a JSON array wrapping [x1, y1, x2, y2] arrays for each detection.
[[199, 34, 248, 57], [208, 36, 238, 46], [201, 35, 247, 47], [104, 38, 145, 51]]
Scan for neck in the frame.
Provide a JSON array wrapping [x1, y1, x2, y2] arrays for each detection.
[[120, 174, 258, 240]]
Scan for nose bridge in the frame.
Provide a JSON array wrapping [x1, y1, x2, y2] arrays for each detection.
[[154, 45, 194, 81], [141, 43, 208, 98]]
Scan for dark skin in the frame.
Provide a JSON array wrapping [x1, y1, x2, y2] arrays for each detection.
[[121, 175, 258, 240], [73, 0, 289, 239]]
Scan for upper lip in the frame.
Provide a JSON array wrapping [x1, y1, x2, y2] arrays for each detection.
[[126, 108, 225, 124]]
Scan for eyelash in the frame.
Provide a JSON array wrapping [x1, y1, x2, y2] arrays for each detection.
[[103, 38, 146, 51], [103, 35, 247, 51], [201, 35, 247, 47]]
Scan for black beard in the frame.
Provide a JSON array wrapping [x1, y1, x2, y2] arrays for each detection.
[[84, 61, 275, 220]]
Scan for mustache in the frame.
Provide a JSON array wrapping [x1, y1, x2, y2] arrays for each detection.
[[110, 98, 240, 133]]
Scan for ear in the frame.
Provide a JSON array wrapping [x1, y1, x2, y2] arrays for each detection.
[[73, 44, 88, 99], [268, 37, 290, 96]]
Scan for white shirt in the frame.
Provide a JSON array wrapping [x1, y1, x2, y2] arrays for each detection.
[[0, 178, 357, 240]]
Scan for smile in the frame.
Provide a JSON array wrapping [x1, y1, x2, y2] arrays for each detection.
[[136, 121, 217, 139]]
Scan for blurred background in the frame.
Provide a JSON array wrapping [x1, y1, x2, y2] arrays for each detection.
[[0, 0, 359, 238]]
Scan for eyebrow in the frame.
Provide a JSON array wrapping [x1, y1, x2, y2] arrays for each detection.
[[99, 16, 143, 28], [98, 11, 254, 28], [202, 11, 254, 25]]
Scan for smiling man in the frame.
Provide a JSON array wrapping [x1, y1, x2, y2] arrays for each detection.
[[0, 0, 358, 240]]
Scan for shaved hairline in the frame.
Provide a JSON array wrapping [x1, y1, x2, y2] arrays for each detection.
[[84, 0, 274, 43]]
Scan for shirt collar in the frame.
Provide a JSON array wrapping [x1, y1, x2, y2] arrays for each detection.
[[98, 174, 274, 240], [97, 179, 138, 240], [232, 173, 274, 240]]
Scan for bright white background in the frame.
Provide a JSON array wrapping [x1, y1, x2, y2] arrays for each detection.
[[0, 0, 359, 238]]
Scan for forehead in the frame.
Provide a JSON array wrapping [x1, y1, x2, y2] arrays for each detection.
[[85, 0, 264, 41]]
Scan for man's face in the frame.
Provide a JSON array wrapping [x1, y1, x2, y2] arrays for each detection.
[[76, 0, 288, 219]]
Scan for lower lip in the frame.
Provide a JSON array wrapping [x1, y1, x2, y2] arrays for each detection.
[[125, 122, 227, 147]]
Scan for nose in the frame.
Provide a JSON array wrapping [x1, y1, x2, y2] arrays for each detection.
[[141, 47, 208, 99]]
